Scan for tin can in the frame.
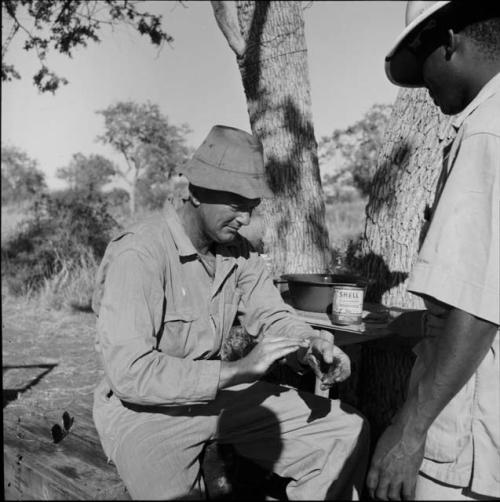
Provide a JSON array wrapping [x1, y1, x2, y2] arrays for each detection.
[[331, 284, 365, 325]]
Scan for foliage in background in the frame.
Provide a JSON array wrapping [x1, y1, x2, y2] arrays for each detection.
[[1, 145, 47, 205], [319, 103, 393, 201], [97, 101, 192, 214], [56, 152, 117, 194], [36, 247, 100, 311], [2, 0, 174, 93], [1, 190, 119, 299]]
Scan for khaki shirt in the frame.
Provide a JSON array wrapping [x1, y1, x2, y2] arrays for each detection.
[[407, 73, 500, 497], [92, 204, 314, 454]]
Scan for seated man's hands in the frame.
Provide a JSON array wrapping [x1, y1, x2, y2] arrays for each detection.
[[299, 330, 351, 390], [219, 333, 310, 389]]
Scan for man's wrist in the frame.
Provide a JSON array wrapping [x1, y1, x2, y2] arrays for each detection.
[[219, 360, 245, 389], [393, 394, 432, 438]]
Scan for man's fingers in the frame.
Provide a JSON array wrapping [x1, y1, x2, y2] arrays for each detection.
[[271, 344, 303, 363], [262, 338, 309, 352], [310, 339, 334, 364], [387, 480, 403, 501], [401, 479, 416, 501], [375, 477, 391, 501], [366, 466, 379, 499]]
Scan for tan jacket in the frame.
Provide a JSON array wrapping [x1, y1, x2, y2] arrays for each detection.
[[92, 204, 314, 453]]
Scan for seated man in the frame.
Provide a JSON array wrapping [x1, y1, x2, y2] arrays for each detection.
[[92, 125, 369, 500]]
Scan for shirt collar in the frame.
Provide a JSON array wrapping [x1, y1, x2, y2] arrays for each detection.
[[451, 72, 500, 130], [163, 202, 198, 257]]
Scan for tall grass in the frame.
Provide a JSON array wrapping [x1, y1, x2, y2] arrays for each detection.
[[36, 248, 99, 312]]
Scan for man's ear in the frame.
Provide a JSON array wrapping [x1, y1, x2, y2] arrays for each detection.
[[445, 29, 459, 60], [189, 190, 201, 207]]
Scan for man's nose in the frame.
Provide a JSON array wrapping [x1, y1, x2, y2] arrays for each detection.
[[235, 211, 251, 226]]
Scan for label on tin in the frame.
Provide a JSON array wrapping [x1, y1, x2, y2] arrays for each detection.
[[332, 286, 364, 324]]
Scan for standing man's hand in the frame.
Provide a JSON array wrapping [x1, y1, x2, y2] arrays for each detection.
[[366, 419, 426, 500], [300, 330, 351, 389]]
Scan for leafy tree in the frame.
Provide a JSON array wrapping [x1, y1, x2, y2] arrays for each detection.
[[319, 103, 393, 198], [97, 101, 192, 214], [56, 152, 117, 194], [1, 190, 119, 295], [1, 145, 47, 204], [2, 0, 174, 93]]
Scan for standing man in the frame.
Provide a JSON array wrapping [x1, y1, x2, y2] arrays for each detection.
[[367, 1, 500, 500], [92, 125, 369, 500]]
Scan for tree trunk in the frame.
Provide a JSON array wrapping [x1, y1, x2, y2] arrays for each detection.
[[339, 88, 457, 441], [128, 179, 136, 216], [213, 0, 330, 276], [359, 87, 456, 308]]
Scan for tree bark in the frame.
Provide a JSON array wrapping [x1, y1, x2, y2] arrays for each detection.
[[129, 177, 136, 216], [359, 87, 456, 308], [338, 88, 457, 441], [213, 0, 330, 276]]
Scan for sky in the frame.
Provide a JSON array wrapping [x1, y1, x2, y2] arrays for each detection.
[[1, 1, 406, 189]]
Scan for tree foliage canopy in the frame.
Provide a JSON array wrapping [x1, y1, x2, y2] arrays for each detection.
[[97, 101, 192, 211], [56, 152, 117, 194], [2, 0, 174, 93], [1, 145, 47, 204], [319, 104, 393, 199], [2, 190, 118, 295]]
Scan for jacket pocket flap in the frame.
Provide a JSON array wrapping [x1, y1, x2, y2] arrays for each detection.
[[163, 311, 198, 323]]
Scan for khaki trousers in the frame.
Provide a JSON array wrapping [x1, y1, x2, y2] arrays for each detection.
[[103, 381, 369, 500]]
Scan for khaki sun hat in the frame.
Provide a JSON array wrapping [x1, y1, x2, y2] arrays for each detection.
[[385, 1, 451, 87], [178, 125, 273, 199]]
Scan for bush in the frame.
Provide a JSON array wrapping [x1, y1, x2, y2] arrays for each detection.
[[37, 248, 99, 311], [1, 190, 120, 297]]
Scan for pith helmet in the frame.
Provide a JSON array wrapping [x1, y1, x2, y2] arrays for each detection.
[[179, 125, 273, 199], [385, 1, 451, 87]]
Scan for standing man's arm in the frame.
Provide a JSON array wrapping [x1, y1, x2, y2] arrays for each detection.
[[366, 307, 498, 500]]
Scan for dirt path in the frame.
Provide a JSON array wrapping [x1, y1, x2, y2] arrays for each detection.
[[2, 295, 102, 423]]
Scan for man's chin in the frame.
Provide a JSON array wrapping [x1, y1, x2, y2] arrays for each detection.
[[216, 230, 239, 243]]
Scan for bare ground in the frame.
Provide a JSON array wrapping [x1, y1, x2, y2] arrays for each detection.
[[2, 294, 101, 423]]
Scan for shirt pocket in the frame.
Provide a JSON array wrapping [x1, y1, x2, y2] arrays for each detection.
[[159, 311, 198, 358]]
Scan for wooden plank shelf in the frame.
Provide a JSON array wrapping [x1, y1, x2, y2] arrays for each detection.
[[3, 405, 130, 501]]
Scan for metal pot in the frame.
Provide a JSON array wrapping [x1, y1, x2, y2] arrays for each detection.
[[281, 273, 367, 314]]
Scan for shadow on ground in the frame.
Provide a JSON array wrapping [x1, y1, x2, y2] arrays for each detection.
[[3, 362, 57, 407]]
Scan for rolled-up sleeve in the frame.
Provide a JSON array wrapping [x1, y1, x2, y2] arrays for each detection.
[[408, 133, 500, 325], [96, 247, 221, 406]]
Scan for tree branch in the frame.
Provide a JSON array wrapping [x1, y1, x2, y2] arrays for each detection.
[[210, 1, 246, 58]]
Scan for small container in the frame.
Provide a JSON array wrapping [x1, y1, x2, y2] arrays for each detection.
[[331, 284, 365, 325]]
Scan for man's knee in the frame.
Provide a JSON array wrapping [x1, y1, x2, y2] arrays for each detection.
[[334, 402, 370, 447]]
